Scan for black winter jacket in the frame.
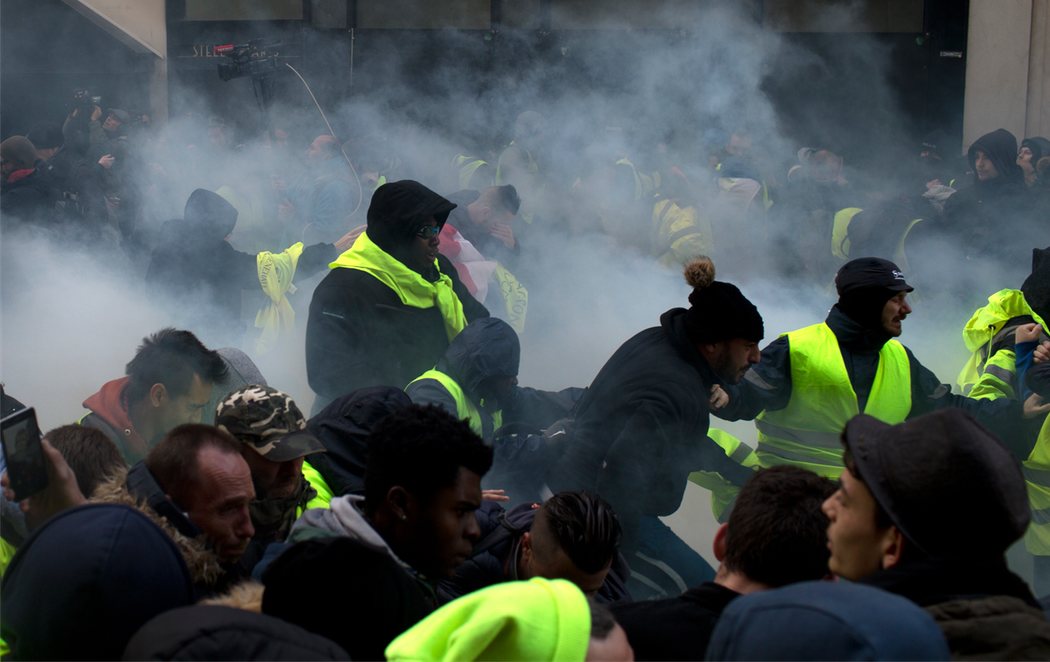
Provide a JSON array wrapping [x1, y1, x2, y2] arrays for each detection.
[[548, 308, 755, 541], [306, 182, 488, 411], [306, 386, 412, 497]]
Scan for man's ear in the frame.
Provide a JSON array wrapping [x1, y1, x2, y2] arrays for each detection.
[[386, 486, 412, 521], [149, 383, 168, 408], [880, 526, 905, 570], [712, 522, 729, 562]]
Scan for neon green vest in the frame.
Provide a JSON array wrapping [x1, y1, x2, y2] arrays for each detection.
[[408, 369, 503, 440], [299, 460, 333, 515], [1024, 414, 1050, 555], [957, 289, 1046, 395], [688, 428, 758, 522], [756, 323, 912, 478]]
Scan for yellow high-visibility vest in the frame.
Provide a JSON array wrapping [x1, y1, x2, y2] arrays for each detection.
[[756, 323, 911, 478]]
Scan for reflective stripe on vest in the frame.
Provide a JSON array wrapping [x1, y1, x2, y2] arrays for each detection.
[[1024, 415, 1050, 555], [756, 322, 911, 477], [408, 369, 503, 440], [967, 349, 1016, 401], [957, 289, 1047, 394], [453, 155, 490, 190]]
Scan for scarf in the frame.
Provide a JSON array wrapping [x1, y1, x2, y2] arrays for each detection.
[[330, 232, 467, 340]]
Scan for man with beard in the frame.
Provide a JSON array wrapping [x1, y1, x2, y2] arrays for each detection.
[[215, 386, 325, 570], [716, 257, 1017, 478], [549, 256, 763, 598]]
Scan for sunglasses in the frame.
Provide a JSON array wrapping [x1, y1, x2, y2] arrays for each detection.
[[415, 225, 440, 239]]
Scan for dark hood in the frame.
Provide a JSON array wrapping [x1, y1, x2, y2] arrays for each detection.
[[967, 128, 1024, 186], [183, 188, 239, 242], [306, 386, 412, 496], [1022, 246, 1050, 324], [1, 504, 194, 660], [659, 307, 721, 387], [438, 317, 520, 398], [123, 605, 349, 660], [365, 179, 456, 254], [1022, 137, 1050, 163]]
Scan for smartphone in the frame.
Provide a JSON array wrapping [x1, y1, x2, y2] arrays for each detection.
[[0, 407, 48, 500]]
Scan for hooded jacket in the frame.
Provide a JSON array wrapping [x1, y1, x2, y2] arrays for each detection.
[[305, 386, 412, 497], [306, 181, 488, 412], [146, 189, 336, 340], [941, 129, 1036, 260], [287, 494, 438, 605], [407, 317, 519, 440], [80, 376, 149, 463], [548, 308, 756, 542], [386, 577, 591, 662], [1, 504, 195, 661]]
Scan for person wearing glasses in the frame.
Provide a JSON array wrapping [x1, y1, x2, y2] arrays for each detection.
[[307, 180, 489, 414]]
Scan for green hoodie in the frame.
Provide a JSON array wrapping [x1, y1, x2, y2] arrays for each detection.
[[385, 577, 590, 661]]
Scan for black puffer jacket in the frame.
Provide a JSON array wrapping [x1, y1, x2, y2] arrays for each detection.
[[548, 308, 755, 543], [306, 180, 488, 412], [306, 386, 412, 497], [406, 317, 519, 441]]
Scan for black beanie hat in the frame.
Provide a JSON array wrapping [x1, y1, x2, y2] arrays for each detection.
[[835, 258, 913, 329], [684, 257, 764, 344]]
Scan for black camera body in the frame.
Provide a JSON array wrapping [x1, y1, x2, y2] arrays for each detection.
[[216, 38, 281, 82]]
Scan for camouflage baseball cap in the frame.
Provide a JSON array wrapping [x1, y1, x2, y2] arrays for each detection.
[[215, 385, 325, 462]]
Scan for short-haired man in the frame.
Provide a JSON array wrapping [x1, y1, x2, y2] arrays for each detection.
[[215, 386, 326, 546], [81, 328, 227, 463], [287, 404, 493, 606], [611, 466, 836, 660], [717, 257, 1016, 478], [823, 409, 1050, 658], [438, 491, 627, 604], [143, 424, 255, 567], [43, 425, 125, 501]]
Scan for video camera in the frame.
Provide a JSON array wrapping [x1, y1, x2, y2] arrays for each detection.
[[70, 88, 101, 112], [215, 38, 281, 82]]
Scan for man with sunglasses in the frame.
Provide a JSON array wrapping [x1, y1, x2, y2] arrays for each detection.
[[307, 180, 489, 414]]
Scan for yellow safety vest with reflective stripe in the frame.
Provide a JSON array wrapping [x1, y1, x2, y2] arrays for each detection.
[[688, 428, 758, 522], [299, 460, 333, 515], [651, 198, 714, 268], [408, 369, 503, 440], [1024, 415, 1050, 555], [493, 265, 528, 335], [756, 323, 911, 478], [958, 289, 1046, 395]]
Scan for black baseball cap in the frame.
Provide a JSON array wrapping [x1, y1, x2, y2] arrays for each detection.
[[835, 257, 914, 297]]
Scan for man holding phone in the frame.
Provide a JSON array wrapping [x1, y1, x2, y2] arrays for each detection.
[[80, 328, 227, 463]]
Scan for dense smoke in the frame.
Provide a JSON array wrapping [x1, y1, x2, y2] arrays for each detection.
[[1, 0, 997, 428]]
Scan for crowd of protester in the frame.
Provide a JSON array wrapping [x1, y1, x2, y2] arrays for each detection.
[[0, 85, 1049, 660]]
